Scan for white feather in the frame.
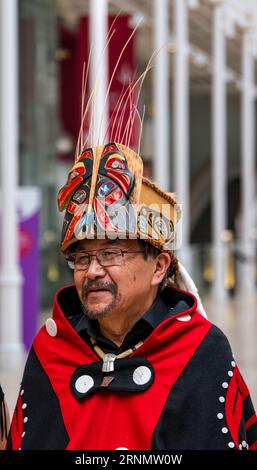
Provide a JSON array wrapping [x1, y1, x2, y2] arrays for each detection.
[[170, 262, 208, 319]]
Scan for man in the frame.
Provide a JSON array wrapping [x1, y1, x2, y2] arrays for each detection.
[[7, 142, 257, 450]]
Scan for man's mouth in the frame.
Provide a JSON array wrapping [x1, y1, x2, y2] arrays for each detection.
[[85, 286, 114, 297], [87, 287, 111, 293], [86, 289, 112, 301], [83, 282, 117, 301]]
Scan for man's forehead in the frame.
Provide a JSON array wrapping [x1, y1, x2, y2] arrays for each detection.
[[76, 238, 140, 251]]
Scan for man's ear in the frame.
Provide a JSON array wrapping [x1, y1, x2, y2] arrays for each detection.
[[151, 252, 171, 287]]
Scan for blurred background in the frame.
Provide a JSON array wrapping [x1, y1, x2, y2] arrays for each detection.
[[0, 0, 257, 416]]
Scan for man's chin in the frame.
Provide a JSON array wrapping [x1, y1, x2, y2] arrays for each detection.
[[82, 301, 115, 320], [84, 310, 109, 320]]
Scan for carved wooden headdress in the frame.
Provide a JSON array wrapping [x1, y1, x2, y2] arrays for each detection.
[[57, 21, 181, 277]]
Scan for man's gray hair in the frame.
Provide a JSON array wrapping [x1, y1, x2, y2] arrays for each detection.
[[139, 240, 170, 292]]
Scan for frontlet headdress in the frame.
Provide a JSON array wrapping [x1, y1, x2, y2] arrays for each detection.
[[58, 141, 180, 276], [57, 21, 181, 278]]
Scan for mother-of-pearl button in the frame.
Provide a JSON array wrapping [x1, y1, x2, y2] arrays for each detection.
[[75, 375, 94, 394], [176, 314, 191, 322], [133, 366, 152, 385], [45, 318, 58, 337]]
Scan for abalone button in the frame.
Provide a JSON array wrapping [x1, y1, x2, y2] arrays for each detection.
[[133, 366, 152, 385], [75, 375, 94, 394], [45, 318, 58, 337]]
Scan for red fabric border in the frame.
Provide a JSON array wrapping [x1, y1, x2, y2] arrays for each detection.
[[32, 285, 211, 450]]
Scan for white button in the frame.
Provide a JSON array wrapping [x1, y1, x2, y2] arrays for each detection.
[[20, 389, 24, 396], [176, 314, 191, 322], [217, 413, 223, 419], [23, 417, 28, 423], [75, 375, 94, 394], [228, 370, 233, 377], [219, 396, 225, 403], [22, 431, 26, 438], [231, 361, 236, 367], [222, 427, 228, 434], [116, 447, 128, 450], [242, 440, 247, 447], [222, 382, 228, 389], [228, 442, 235, 448], [133, 366, 152, 385], [22, 403, 27, 409], [45, 318, 58, 337]]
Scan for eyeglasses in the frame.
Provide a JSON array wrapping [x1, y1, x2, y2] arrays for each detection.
[[66, 248, 144, 271]]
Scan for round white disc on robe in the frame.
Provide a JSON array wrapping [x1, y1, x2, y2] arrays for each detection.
[[176, 314, 191, 322], [75, 375, 94, 394], [133, 366, 152, 385], [45, 318, 58, 337]]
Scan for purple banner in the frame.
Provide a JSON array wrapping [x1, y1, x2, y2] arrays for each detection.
[[18, 187, 41, 350]]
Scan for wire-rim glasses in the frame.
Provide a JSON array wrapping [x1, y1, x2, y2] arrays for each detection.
[[66, 248, 144, 271]]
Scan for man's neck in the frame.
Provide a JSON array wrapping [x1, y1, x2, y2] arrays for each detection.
[[98, 295, 157, 347]]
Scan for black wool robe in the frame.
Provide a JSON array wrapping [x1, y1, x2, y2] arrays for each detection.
[[7, 285, 257, 450]]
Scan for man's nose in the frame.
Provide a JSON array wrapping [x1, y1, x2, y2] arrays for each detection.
[[85, 256, 106, 279]]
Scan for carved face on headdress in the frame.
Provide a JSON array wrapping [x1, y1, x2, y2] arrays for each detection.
[[58, 142, 180, 254]]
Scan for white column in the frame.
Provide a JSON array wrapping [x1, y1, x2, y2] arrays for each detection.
[[0, 0, 23, 358], [153, 0, 169, 191], [211, 4, 227, 301], [89, 0, 109, 146], [174, 0, 190, 268], [240, 31, 256, 292]]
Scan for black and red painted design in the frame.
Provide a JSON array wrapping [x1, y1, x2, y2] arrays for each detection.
[[7, 285, 257, 450], [58, 143, 136, 252], [8, 394, 23, 450]]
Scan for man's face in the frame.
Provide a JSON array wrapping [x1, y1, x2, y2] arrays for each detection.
[[72, 239, 159, 320]]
